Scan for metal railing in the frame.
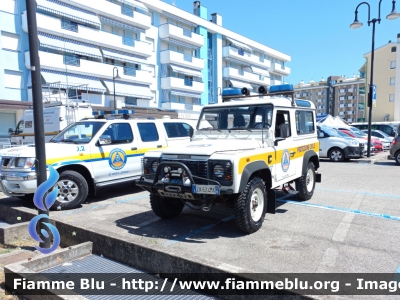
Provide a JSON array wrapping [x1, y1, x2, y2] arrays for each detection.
[[61, 20, 78, 32], [238, 69, 244, 76], [123, 66, 137, 77], [183, 28, 192, 38], [121, 5, 134, 17], [183, 53, 192, 62], [238, 48, 244, 56], [63, 55, 80, 67], [184, 103, 193, 110], [184, 78, 193, 86], [123, 36, 135, 47]]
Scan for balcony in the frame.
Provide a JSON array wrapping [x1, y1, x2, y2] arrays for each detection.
[[28, 51, 153, 85], [270, 62, 291, 76], [56, 0, 151, 30], [27, 13, 152, 57], [162, 102, 202, 111], [160, 50, 204, 70], [223, 67, 271, 87], [222, 46, 271, 69], [159, 23, 204, 48], [161, 77, 204, 94]]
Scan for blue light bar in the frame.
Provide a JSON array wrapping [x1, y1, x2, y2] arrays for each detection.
[[295, 100, 311, 107], [92, 111, 105, 116], [111, 110, 134, 114], [269, 84, 294, 94], [221, 87, 242, 97]]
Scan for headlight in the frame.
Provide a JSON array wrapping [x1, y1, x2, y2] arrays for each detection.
[[213, 164, 224, 178], [350, 140, 358, 146], [13, 157, 35, 169], [151, 161, 159, 173]]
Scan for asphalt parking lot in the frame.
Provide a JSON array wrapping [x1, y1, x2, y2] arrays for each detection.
[[1, 152, 400, 275]]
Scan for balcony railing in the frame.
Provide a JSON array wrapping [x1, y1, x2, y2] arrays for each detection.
[[183, 28, 192, 38], [185, 103, 193, 110], [238, 48, 244, 56], [63, 55, 80, 67], [183, 54, 192, 62], [184, 78, 193, 86], [123, 66, 137, 77], [61, 19, 78, 33], [121, 5, 134, 17], [122, 36, 135, 47], [238, 69, 244, 76]]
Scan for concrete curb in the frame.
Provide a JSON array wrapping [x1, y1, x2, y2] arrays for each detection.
[[0, 204, 311, 299], [4, 242, 92, 300], [0, 222, 30, 246]]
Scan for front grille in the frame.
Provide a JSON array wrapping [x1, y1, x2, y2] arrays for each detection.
[[160, 159, 208, 178]]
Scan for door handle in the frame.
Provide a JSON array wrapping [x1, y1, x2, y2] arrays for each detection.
[[290, 151, 296, 157], [157, 145, 162, 148], [131, 147, 137, 150]]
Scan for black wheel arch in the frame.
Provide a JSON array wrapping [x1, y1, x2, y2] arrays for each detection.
[[55, 164, 95, 195], [238, 161, 272, 193], [302, 150, 320, 173]]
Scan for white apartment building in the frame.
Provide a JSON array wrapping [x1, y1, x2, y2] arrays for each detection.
[[294, 79, 328, 116], [1, 0, 291, 127]]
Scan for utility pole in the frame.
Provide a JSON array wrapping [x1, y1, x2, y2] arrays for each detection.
[[26, 0, 49, 248]]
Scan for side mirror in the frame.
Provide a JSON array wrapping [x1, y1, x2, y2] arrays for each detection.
[[318, 132, 324, 138], [280, 124, 289, 139], [189, 127, 194, 138], [8, 128, 14, 134], [98, 135, 112, 145]]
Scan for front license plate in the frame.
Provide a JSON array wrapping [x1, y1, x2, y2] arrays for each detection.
[[192, 184, 220, 195]]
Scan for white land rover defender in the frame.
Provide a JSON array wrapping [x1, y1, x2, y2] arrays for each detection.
[[136, 84, 322, 234]]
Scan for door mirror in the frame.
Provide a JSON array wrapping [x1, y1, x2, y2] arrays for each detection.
[[280, 124, 289, 139], [318, 132, 324, 138], [189, 126, 194, 138], [8, 128, 14, 134], [98, 135, 112, 145]]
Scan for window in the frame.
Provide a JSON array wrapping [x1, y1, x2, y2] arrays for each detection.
[[164, 122, 193, 138], [63, 54, 80, 66], [146, 37, 155, 51], [295, 111, 314, 135], [101, 123, 133, 144], [390, 61, 396, 69], [275, 110, 291, 138], [125, 97, 137, 107], [392, 46, 397, 52], [4, 70, 22, 89], [184, 76, 193, 86], [121, 4, 133, 17], [390, 77, 395, 85], [0, 0, 15, 14], [1, 31, 19, 51], [138, 123, 159, 142], [61, 19, 78, 32], [389, 94, 395, 102]]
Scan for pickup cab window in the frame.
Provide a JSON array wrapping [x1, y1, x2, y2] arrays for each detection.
[[51, 121, 105, 144], [138, 123, 159, 142]]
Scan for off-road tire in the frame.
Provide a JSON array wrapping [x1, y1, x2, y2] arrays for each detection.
[[150, 194, 184, 218], [53, 170, 88, 210], [235, 177, 267, 234], [295, 161, 316, 201], [328, 147, 344, 162], [18, 194, 34, 202], [395, 150, 400, 166]]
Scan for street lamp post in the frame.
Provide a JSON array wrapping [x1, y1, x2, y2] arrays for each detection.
[[113, 66, 121, 111], [350, 0, 399, 157]]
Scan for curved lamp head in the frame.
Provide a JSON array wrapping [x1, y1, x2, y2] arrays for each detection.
[[115, 74, 121, 79], [350, 20, 363, 29], [386, 10, 400, 20]]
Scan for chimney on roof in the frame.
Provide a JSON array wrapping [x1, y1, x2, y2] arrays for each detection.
[[211, 13, 222, 26], [398, 33, 400, 43], [194, 1, 200, 16]]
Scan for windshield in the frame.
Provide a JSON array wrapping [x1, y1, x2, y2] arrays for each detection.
[[51, 121, 105, 144], [318, 125, 341, 137], [198, 104, 273, 130], [376, 130, 389, 137], [349, 126, 365, 136]]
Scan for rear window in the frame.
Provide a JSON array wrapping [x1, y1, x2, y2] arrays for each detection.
[[138, 123, 159, 142], [164, 122, 192, 138]]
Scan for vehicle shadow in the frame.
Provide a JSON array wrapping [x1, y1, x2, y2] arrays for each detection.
[[374, 161, 398, 166], [86, 182, 145, 204], [114, 196, 289, 243]]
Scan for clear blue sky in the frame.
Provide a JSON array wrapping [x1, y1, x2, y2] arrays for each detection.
[[163, 0, 400, 85]]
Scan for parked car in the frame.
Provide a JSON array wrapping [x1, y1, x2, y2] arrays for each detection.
[[351, 123, 397, 137], [362, 129, 393, 150], [317, 125, 364, 162], [339, 129, 377, 153], [390, 135, 400, 165]]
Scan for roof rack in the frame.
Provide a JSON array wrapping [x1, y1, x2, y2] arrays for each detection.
[[222, 84, 296, 106]]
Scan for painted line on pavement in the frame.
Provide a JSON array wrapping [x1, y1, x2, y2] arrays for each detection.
[[277, 198, 400, 222], [316, 187, 400, 199], [163, 215, 234, 247]]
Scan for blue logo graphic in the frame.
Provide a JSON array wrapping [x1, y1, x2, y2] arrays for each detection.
[[281, 149, 290, 172], [28, 165, 61, 254], [109, 148, 127, 170]]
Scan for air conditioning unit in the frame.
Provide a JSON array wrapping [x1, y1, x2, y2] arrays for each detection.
[[110, 99, 124, 109]]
